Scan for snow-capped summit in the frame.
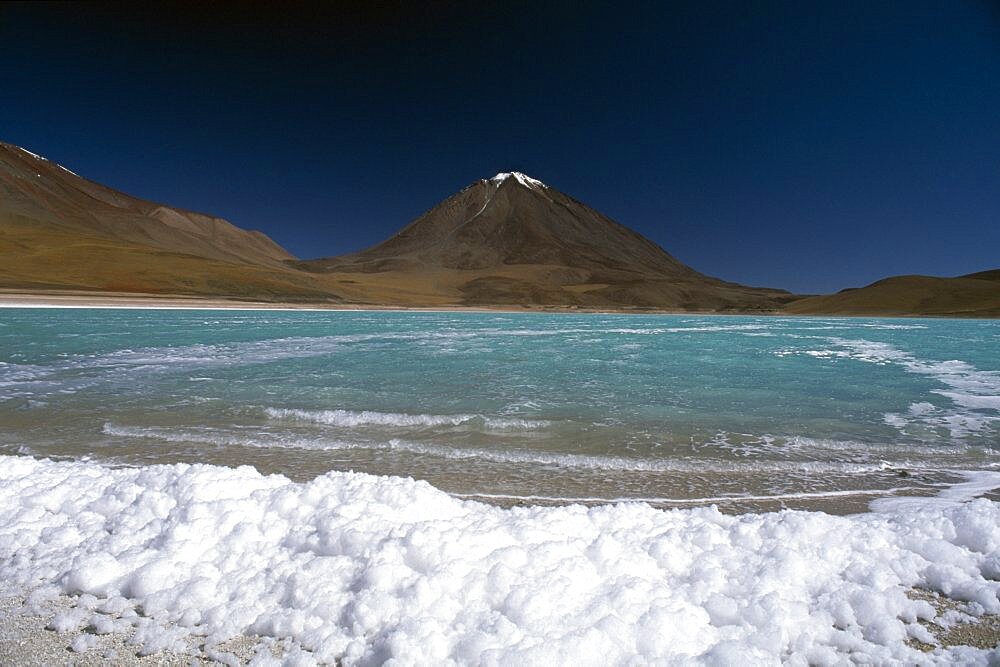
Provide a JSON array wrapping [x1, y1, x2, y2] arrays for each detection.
[[306, 163, 708, 282], [489, 171, 548, 190], [13, 144, 46, 161], [11, 143, 81, 177]]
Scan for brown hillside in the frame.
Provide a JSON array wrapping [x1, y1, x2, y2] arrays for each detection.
[[0, 142, 338, 301], [0, 143, 292, 266], [784, 274, 1000, 317], [961, 269, 1000, 282]]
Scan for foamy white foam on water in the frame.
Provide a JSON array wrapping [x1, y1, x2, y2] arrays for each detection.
[[0, 456, 998, 663], [871, 471, 1000, 514], [452, 486, 918, 506], [102, 422, 926, 476], [0, 322, 824, 402], [264, 407, 549, 430], [778, 337, 1000, 439]]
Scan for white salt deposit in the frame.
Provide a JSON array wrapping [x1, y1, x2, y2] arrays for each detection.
[[1, 456, 998, 664]]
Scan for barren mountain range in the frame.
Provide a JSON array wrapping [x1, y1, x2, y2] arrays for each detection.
[[1, 142, 996, 315]]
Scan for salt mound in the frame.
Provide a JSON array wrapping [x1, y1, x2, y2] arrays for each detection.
[[0, 456, 998, 664]]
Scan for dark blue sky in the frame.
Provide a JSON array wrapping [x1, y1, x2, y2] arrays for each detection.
[[3, 2, 999, 293]]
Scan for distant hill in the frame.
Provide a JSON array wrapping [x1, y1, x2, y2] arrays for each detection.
[[961, 269, 1000, 282], [0, 142, 335, 300], [300, 172, 795, 311], [784, 272, 1000, 317]]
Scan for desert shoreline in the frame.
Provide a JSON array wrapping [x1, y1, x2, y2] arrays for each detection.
[[0, 289, 774, 314], [1, 289, 995, 318]]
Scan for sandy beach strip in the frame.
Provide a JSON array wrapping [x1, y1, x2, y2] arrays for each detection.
[[0, 289, 757, 315], [0, 289, 368, 311]]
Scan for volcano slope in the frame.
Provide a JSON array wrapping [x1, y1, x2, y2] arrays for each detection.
[[300, 172, 795, 311]]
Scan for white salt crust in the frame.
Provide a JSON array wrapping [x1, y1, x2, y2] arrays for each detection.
[[0, 456, 998, 664]]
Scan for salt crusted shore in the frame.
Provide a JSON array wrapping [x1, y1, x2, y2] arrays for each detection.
[[1, 591, 997, 665], [1, 456, 999, 664]]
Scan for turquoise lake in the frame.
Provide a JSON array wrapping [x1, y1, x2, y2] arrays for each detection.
[[1, 308, 998, 512]]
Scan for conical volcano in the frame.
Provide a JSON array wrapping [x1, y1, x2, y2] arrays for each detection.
[[322, 172, 697, 276], [303, 172, 793, 310]]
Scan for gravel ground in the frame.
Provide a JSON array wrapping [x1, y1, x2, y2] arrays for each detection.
[[907, 588, 1000, 652], [1, 588, 996, 665], [0, 594, 285, 666]]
